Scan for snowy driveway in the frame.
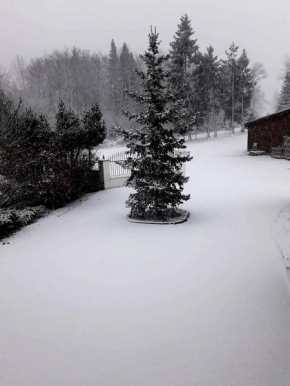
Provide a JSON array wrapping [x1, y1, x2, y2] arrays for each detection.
[[1, 133, 290, 386]]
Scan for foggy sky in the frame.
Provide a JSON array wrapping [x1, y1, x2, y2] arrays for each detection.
[[1, 0, 290, 106]]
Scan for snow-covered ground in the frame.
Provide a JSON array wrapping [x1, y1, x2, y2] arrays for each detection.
[[1, 133, 290, 386], [272, 204, 290, 278]]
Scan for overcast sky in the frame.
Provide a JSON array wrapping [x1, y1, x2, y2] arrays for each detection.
[[0, 0, 289, 106]]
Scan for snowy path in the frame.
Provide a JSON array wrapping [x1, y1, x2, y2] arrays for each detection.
[[1, 133, 290, 386]]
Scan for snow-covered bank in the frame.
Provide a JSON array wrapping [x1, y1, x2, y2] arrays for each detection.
[[1, 133, 290, 386], [271, 204, 290, 280]]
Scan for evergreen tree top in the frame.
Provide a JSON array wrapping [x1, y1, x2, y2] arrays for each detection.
[[121, 42, 130, 55], [108, 39, 119, 64], [168, 14, 199, 98], [225, 43, 239, 60], [169, 14, 198, 62], [239, 49, 250, 66], [110, 39, 117, 51]]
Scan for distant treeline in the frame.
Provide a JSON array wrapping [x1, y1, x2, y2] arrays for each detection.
[[0, 14, 271, 138], [2, 42, 142, 135]]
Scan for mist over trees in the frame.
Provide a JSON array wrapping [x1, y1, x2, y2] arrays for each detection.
[[277, 58, 290, 112], [0, 65, 10, 91], [0, 13, 270, 140], [250, 62, 267, 118], [6, 45, 142, 137]]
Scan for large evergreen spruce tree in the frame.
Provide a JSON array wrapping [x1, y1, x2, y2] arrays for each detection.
[[120, 29, 192, 220]]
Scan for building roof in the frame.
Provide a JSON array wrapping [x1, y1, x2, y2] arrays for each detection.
[[245, 107, 290, 127]]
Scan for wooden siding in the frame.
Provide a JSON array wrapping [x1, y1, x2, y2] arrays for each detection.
[[246, 109, 290, 153]]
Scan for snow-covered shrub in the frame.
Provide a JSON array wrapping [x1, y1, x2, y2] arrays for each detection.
[[0, 210, 17, 233], [0, 92, 105, 211], [16, 206, 45, 225], [0, 206, 46, 238]]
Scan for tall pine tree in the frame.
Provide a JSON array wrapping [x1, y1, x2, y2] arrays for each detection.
[[107, 39, 121, 114], [168, 14, 199, 140], [221, 43, 239, 132], [194, 46, 221, 138], [169, 14, 198, 90], [119, 42, 139, 109], [119, 28, 192, 220]]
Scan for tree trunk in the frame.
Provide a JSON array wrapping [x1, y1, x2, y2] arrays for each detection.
[[241, 89, 245, 132], [206, 108, 210, 139], [213, 99, 217, 138], [88, 149, 92, 168], [188, 128, 192, 141], [74, 148, 80, 165]]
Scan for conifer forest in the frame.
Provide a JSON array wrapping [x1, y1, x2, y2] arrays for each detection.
[[2, 13, 284, 140]]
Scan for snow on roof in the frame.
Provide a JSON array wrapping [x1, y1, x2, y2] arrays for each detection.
[[245, 107, 290, 127]]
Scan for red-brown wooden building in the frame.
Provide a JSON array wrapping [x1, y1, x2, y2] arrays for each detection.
[[245, 108, 290, 153]]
